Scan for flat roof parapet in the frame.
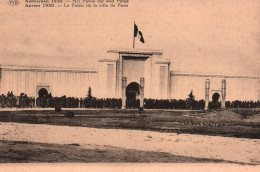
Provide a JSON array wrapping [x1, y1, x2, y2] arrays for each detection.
[[170, 71, 260, 79], [107, 48, 163, 55], [0, 64, 98, 73], [99, 59, 117, 62]]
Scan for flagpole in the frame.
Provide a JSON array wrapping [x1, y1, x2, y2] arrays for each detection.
[[133, 21, 135, 49]]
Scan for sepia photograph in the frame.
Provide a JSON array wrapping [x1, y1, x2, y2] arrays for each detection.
[[0, 0, 260, 171]]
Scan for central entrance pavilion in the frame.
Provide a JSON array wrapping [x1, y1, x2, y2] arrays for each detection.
[[98, 49, 170, 109]]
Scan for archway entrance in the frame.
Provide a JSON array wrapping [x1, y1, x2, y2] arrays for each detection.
[[204, 79, 226, 110], [212, 92, 220, 103], [38, 88, 48, 99], [126, 82, 141, 109], [211, 92, 221, 109]]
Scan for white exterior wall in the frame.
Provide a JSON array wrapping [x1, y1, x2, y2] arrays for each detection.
[[152, 62, 170, 99], [0, 67, 99, 98], [98, 60, 117, 98], [1, 67, 259, 101], [170, 72, 260, 101]]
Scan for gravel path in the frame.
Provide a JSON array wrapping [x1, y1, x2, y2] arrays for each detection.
[[0, 122, 259, 164]]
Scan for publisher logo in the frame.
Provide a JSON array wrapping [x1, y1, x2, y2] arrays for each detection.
[[8, 0, 20, 6]]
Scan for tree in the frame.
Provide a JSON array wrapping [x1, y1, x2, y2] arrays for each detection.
[[87, 87, 93, 100], [187, 90, 195, 109], [188, 90, 195, 102]]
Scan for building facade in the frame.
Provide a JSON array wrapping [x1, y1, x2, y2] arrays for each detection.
[[0, 49, 259, 108]]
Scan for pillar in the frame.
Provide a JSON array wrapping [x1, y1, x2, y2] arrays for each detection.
[[140, 77, 145, 108], [34, 97, 36, 108], [221, 79, 226, 108], [122, 77, 127, 109], [205, 79, 210, 110]]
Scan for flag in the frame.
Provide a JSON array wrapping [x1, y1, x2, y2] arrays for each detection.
[[134, 23, 145, 43], [138, 31, 145, 43], [134, 23, 138, 37]]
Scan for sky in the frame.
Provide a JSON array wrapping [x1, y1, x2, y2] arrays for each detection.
[[0, 0, 259, 75]]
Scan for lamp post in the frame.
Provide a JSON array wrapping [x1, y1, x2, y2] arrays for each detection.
[[140, 77, 145, 108], [221, 79, 226, 108], [205, 79, 210, 110], [122, 77, 127, 109]]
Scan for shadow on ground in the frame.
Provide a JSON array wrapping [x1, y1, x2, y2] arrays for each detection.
[[0, 140, 246, 164]]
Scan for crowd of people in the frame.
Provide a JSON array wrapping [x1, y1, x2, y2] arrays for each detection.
[[83, 98, 122, 109], [36, 95, 80, 108], [0, 92, 35, 108], [144, 99, 206, 109], [35, 93, 123, 109], [0, 92, 259, 109], [225, 100, 260, 108]]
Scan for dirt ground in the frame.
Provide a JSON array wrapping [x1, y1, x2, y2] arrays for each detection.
[[0, 109, 259, 139], [0, 122, 259, 164]]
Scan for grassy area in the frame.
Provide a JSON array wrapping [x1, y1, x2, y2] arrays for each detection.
[[0, 140, 243, 164], [0, 109, 259, 139]]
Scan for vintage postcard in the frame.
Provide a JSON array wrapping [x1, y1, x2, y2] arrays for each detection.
[[0, 0, 259, 171]]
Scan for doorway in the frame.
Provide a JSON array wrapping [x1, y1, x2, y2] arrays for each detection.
[[126, 82, 141, 108], [38, 88, 48, 99]]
